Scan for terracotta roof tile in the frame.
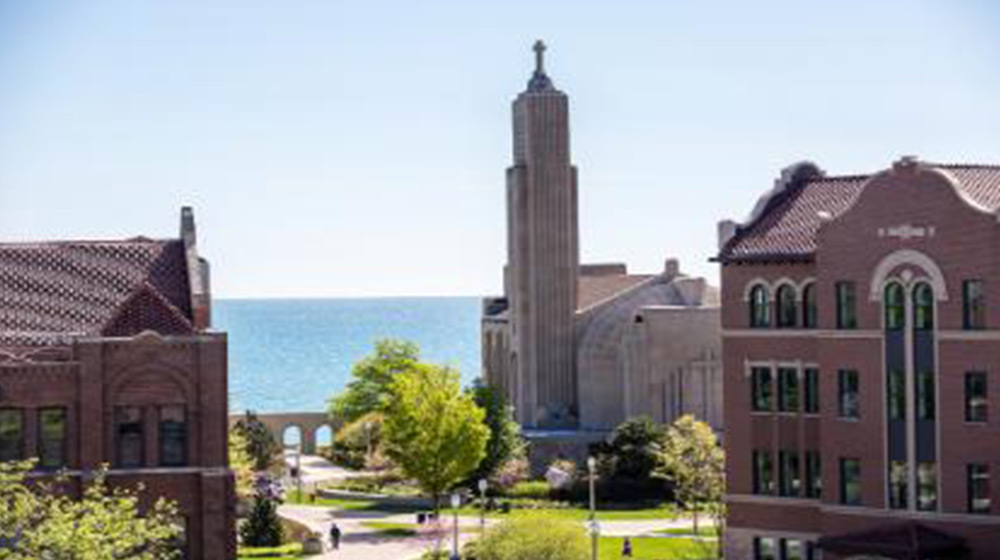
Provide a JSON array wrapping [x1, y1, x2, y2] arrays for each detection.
[[719, 164, 1000, 262], [0, 239, 193, 347]]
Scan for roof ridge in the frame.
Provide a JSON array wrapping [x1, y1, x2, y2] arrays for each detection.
[[930, 162, 1000, 170], [101, 281, 194, 335], [0, 238, 177, 248]]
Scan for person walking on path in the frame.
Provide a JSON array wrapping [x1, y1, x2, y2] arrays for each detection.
[[621, 536, 633, 558], [329, 522, 342, 550]]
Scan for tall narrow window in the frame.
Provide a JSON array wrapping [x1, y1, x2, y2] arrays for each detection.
[[0, 409, 24, 462], [751, 367, 773, 412], [38, 408, 67, 469], [917, 370, 935, 420], [804, 368, 819, 414], [917, 462, 938, 511], [888, 461, 908, 510], [887, 369, 906, 420], [802, 283, 817, 329], [968, 464, 991, 514], [963, 280, 986, 330], [779, 450, 800, 497], [117, 407, 144, 468], [783, 540, 805, 560], [913, 283, 934, 330], [835, 282, 857, 329], [839, 458, 861, 506], [750, 285, 770, 328], [159, 406, 187, 467], [753, 450, 774, 495], [753, 537, 778, 560], [884, 283, 905, 330], [838, 369, 860, 419], [776, 285, 797, 328], [965, 371, 988, 423], [778, 367, 799, 413], [805, 451, 822, 499]]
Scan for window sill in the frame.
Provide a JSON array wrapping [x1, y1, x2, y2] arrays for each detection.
[[837, 416, 861, 422], [963, 421, 989, 427]]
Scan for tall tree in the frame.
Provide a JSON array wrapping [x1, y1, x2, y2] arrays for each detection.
[[464, 378, 525, 487], [595, 416, 666, 481], [382, 364, 489, 512], [229, 426, 256, 500], [232, 410, 281, 472], [658, 415, 725, 535], [0, 460, 182, 559], [329, 339, 421, 422]]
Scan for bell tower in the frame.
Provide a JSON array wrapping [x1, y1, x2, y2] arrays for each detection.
[[505, 41, 580, 428]]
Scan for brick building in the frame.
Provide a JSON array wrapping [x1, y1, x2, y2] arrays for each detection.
[[717, 157, 1000, 560], [0, 207, 234, 559]]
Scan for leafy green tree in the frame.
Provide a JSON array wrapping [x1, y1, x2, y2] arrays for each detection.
[[382, 364, 489, 512], [0, 460, 182, 559], [594, 416, 666, 481], [329, 339, 421, 422], [473, 513, 588, 560], [229, 427, 255, 500], [657, 415, 725, 535], [232, 410, 281, 472], [329, 411, 384, 469], [463, 378, 525, 488]]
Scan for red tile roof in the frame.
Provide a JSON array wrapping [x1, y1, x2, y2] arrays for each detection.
[[0, 239, 194, 347], [718, 164, 1000, 262]]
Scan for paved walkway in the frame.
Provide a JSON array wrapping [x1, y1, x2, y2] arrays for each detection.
[[279, 504, 474, 560], [275, 455, 707, 558]]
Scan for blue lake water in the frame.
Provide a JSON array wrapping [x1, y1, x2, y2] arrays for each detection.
[[215, 297, 482, 414]]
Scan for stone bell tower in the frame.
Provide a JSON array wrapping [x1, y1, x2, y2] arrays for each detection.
[[505, 41, 580, 428]]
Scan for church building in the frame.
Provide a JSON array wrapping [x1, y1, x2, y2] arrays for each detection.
[[482, 43, 722, 450]]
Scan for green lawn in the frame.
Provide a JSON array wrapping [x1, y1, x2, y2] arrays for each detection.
[[655, 526, 719, 537], [237, 543, 310, 559], [359, 521, 419, 537], [599, 536, 717, 560], [446, 504, 681, 521], [285, 491, 682, 522]]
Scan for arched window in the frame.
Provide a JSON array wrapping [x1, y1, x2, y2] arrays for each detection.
[[913, 282, 934, 330], [802, 283, 817, 329], [776, 285, 797, 328], [884, 282, 905, 330], [749, 285, 770, 328]]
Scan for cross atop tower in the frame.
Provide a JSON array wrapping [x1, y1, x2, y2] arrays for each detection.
[[533, 40, 546, 74], [526, 39, 555, 92]]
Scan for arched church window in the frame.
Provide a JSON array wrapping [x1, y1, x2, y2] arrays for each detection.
[[884, 282, 905, 330], [776, 285, 797, 328], [802, 283, 817, 329], [749, 285, 770, 328], [913, 282, 935, 330]]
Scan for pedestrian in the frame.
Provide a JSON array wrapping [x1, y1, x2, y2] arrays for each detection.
[[329, 522, 342, 550], [622, 536, 633, 558]]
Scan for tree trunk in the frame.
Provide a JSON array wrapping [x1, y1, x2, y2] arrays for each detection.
[[692, 505, 699, 535]]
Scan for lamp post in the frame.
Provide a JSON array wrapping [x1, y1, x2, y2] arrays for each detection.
[[588, 456, 598, 560], [450, 493, 461, 560], [477, 479, 488, 534], [295, 442, 303, 502]]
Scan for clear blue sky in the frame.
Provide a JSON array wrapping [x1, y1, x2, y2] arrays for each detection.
[[1, 1, 998, 298]]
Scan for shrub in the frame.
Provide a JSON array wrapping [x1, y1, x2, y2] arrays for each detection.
[[328, 411, 383, 468], [473, 514, 589, 560], [491, 457, 530, 492], [505, 480, 551, 500], [240, 496, 283, 547]]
